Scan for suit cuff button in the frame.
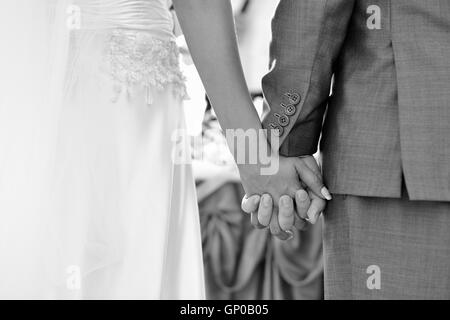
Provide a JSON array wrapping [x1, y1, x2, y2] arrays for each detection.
[[274, 113, 289, 127], [269, 123, 284, 137], [283, 91, 301, 105], [281, 103, 296, 116]]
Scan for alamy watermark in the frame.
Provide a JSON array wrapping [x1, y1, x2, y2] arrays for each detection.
[[171, 128, 280, 175], [66, 5, 82, 30], [66, 265, 82, 291], [366, 265, 381, 290]]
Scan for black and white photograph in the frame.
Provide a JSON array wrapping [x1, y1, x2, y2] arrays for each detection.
[[0, 0, 449, 304]]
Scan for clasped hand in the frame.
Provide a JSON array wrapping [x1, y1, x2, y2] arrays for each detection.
[[239, 155, 332, 240]]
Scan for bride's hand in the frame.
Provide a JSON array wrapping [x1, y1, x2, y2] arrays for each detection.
[[172, 0, 332, 238]]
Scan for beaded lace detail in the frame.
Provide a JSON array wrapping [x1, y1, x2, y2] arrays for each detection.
[[107, 29, 187, 104]]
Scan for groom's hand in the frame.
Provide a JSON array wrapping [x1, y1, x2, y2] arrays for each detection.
[[241, 155, 331, 239], [242, 188, 326, 234]]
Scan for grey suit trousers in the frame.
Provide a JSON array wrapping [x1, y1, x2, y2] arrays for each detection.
[[324, 190, 450, 300]]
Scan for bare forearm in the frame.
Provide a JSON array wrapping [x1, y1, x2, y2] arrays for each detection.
[[173, 0, 262, 133]]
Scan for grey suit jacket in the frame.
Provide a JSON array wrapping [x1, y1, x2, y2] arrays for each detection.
[[262, 0, 450, 201]]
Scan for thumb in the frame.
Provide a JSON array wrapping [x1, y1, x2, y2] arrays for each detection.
[[293, 158, 332, 200]]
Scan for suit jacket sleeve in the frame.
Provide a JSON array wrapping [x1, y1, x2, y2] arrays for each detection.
[[262, 0, 355, 156]]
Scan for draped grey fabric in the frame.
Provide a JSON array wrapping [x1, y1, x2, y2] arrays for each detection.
[[199, 183, 323, 300]]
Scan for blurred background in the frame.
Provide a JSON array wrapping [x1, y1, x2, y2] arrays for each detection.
[[174, 0, 324, 300]]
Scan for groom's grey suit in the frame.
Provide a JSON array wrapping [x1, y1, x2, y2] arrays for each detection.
[[262, 0, 450, 299]]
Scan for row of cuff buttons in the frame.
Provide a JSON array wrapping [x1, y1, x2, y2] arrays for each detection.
[[268, 91, 301, 137]]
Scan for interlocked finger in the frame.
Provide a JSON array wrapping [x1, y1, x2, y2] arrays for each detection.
[[278, 195, 295, 231], [257, 194, 273, 227], [269, 207, 292, 241], [251, 211, 266, 229], [295, 189, 310, 220]]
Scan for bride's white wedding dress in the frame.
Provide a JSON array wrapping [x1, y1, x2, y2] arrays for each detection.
[[0, 0, 204, 299]]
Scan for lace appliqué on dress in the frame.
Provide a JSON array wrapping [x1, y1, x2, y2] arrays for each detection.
[[107, 29, 187, 104]]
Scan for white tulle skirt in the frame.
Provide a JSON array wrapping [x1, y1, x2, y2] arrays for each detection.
[[0, 24, 205, 299]]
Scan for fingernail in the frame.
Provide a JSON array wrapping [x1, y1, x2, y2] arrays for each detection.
[[297, 190, 309, 201], [262, 195, 271, 207], [321, 187, 332, 200], [307, 211, 318, 224], [281, 196, 290, 206]]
